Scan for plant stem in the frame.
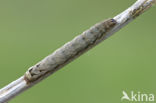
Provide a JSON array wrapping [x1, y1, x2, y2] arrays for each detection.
[[0, 0, 155, 102]]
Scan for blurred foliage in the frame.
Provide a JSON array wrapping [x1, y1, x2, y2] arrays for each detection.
[[0, 0, 155, 103]]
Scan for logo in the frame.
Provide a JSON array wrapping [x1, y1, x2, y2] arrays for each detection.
[[121, 91, 155, 102]]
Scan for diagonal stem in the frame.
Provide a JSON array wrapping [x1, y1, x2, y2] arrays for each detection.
[[0, 0, 155, 102]]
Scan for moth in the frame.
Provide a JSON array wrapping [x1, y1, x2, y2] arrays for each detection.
[[25, 18, 117, 82]]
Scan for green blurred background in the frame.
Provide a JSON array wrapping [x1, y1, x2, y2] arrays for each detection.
[[0, 0, 155, 103]]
